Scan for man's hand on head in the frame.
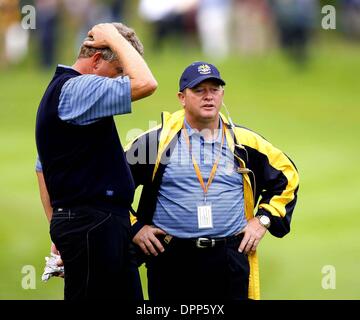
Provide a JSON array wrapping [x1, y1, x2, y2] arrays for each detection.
[[84, 23, 122, 49]]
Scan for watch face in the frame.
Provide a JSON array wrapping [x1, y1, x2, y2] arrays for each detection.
[[260, 215, 270, 227]]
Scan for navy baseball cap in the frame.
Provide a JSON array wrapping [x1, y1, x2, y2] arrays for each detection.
[[179, 61, 226, 92]]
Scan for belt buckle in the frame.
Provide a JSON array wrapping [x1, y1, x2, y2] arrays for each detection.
[[196, 237, 215, 249]]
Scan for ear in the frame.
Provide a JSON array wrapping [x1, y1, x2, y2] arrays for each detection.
[[177, 91, 186, 107], [91, 52, 102, 71]]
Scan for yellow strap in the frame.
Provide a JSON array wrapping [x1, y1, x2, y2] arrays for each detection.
[[182, 122, 225, 200]]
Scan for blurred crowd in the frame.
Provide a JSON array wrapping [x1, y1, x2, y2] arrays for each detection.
[[1, 0, 360, 69]]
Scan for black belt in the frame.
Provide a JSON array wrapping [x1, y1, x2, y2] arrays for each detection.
[[53, 204, 128, 216], [164, 233, 244, 249]]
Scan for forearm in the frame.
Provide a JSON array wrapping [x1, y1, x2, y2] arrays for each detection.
[[255, 154, 299, 237], [36, 171, 53, 223], [238, 127, 299, 237], [85, 24, 157, 101], [108, 34, 157, 101]]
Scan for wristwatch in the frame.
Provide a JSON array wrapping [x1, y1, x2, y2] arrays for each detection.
[[256, 215, 271, 229]]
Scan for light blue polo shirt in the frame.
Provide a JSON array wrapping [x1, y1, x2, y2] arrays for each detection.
[[153, 119, 247, 238], [35, 64, 131, 171]]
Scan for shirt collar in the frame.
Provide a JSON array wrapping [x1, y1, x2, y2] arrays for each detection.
[[183, 118, 222, 144], [57, 64, 74, 70]]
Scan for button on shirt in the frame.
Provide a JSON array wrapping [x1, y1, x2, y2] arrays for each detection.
[[153, 119, 247, 238]]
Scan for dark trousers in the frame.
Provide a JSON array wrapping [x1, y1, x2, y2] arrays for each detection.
[[50, 205, 143, 300], [146, 236, 250, 301]]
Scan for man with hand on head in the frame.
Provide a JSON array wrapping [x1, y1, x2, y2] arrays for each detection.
[[126, 61, 299, 300], [35, 22, 157, 300]]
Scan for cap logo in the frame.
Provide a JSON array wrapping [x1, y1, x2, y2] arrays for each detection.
[[197, 64, 211, 75]]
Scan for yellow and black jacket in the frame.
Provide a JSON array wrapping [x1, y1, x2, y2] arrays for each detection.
[[125, 109, 299, 300]]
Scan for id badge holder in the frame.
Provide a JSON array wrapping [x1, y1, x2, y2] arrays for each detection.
[[197, 201, 213, 229]]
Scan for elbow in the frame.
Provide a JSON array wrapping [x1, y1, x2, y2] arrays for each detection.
[[131, 78, 158, 101], [143, 78, 158, 96]]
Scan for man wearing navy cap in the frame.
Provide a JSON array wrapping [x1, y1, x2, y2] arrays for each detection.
[[126, 61, 299, 300]]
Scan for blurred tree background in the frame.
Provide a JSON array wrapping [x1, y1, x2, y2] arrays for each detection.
[[0, 0, 359, 299]]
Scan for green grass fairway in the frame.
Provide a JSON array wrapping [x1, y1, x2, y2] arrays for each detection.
[[0, 36, 359, 299]]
